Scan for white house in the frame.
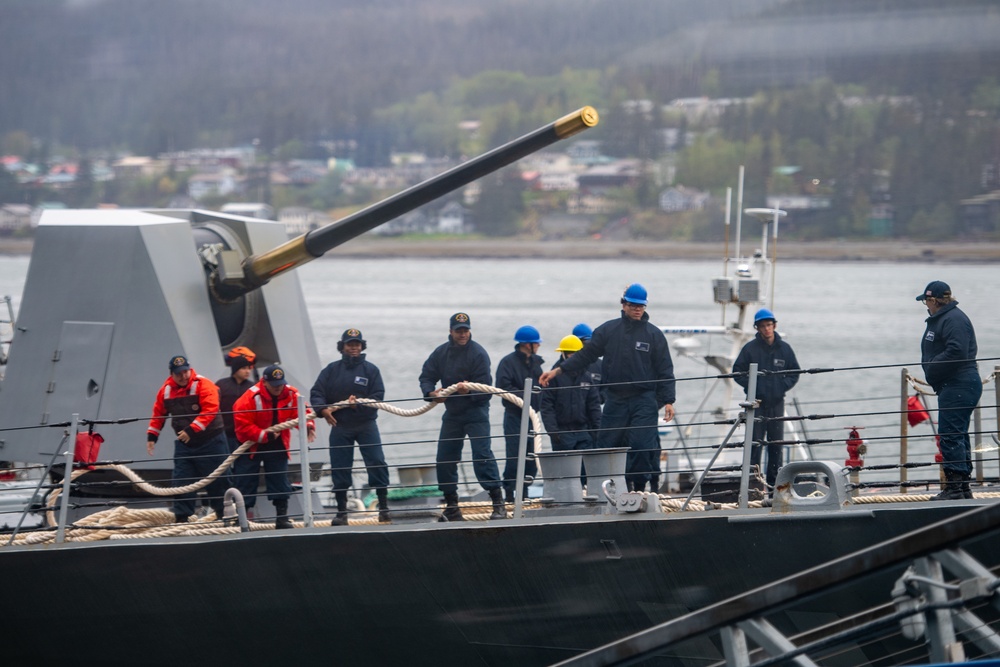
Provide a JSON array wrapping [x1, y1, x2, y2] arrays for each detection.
[[189, 168, 241, 200], [437, 201, 467, 234], [659, 185, 710, 213], [277, 207, 330, 235], [538, 172, 579, 191]]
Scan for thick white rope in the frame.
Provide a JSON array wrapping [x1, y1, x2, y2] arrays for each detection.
[[23, 383, 542, 541], [40, 412, 316, 528], [324, 381, 544, 451], [21, 380, 976, 546]]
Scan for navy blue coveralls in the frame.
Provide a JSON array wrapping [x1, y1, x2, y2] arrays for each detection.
[[733, 330, 800, 487], [921, 300, 981, 476], [541, 356, 603, 485], [419, 336, 501, 495], [310, 354, 390, 492], [495, 347, 544, 495], [558, 311, 675, 490]]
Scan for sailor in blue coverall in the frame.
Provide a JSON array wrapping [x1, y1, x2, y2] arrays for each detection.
[[495, 325, 545, 503], [419, 312, 505, 521], [732, 308, 801, 490], [541, 335, 603, 487], [310, 328, 392, 523], [540, 284, 675, 492], [917, 280, 982, 500]]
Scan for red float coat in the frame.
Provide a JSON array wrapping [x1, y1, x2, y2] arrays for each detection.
[[147, 369, 224, 445], [233, 380, 315, 459]]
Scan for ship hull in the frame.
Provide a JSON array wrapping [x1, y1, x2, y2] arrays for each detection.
[[4, 501, 993, 666]]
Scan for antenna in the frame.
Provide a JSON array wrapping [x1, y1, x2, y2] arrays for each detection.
[[743, 208, 787, 310], [734, 166, 744, 262], [722, 187, 732, 327]]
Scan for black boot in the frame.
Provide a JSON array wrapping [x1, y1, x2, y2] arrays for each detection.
[[931, 470, 966, 501], [442, 493, 464, 522], [963, 475, 974, 500], [489, 488, 506, 520], [377, 488, 391, 523], [274, 500, 293, 529], [173, 513, 189, 524], [211, 503, 226, 523], [504, 488, 515, 504], [331, 491, 349, 526]]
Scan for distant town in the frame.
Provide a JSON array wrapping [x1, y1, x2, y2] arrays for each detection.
[[2, 95, 998, 242]]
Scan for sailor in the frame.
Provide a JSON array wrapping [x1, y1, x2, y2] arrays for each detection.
[[216, 346, 257, 453], [540, 284, 675, 492], [419, 312, 505, 521], [147, 354, 232, 524], [732, 308, 801, 491], [541, 335, 602, 486], [572, 322, 605, 400], [309, 329, 391, 524], [495, 325, 545, 503], [233, 364, 316, 529], [573, 321, 606, 454], [917, 281, 982, 500]]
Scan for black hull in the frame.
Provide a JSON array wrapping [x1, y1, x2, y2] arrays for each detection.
[[4, 502, 994, 666]]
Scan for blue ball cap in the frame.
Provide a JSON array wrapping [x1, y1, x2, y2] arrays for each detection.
[[916, 281, 951, 301], [262, 364, 287, 386], [168, 355, 190, 373]]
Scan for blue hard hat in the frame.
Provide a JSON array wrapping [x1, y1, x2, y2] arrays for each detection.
[[622, 283, 648, 305], [514, 325, 542, 344], [753, 308, 776, 324], [571, 323, 593, 341]]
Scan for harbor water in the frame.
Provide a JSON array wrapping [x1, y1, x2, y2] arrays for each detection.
[[1, 253, 999, 489]]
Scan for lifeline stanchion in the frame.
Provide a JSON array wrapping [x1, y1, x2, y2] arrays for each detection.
[[56, 413, 79, 543], [901, 367, 910, 494], [738, 363, 759, 509], [297, 394, 314, 528], [514, 377, 532, 520]]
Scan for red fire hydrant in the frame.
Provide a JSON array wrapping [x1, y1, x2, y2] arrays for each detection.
[[845, 427, 866, 497], [845, 426, 866, 468]]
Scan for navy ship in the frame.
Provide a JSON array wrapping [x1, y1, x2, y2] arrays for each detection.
[[2, 107, 1000, 666]]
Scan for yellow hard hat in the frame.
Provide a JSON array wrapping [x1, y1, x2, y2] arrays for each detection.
[[556, 335, 583, 353]]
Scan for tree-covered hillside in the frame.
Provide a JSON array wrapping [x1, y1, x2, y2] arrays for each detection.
[[2, 0, 999, 241], [0, 0, 773, 154]]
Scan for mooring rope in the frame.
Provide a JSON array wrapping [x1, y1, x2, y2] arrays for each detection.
[[39, 411, 316, 529], [6, 383, 544, 545], [6, 380, 988, 547], [323, 381, 544, 451]]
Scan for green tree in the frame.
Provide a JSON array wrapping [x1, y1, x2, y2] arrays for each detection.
[[0, 163, 19, 202], [1, 130, 32, 156], [906, 203, 954, 241], [68, 157, 96, 207], [473, 168, 523, 237]]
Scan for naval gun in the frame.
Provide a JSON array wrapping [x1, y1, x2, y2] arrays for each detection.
[[0, 107, 598, 475]]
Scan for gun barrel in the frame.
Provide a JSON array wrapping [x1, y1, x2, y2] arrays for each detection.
[[241, 106, 598, 288]]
